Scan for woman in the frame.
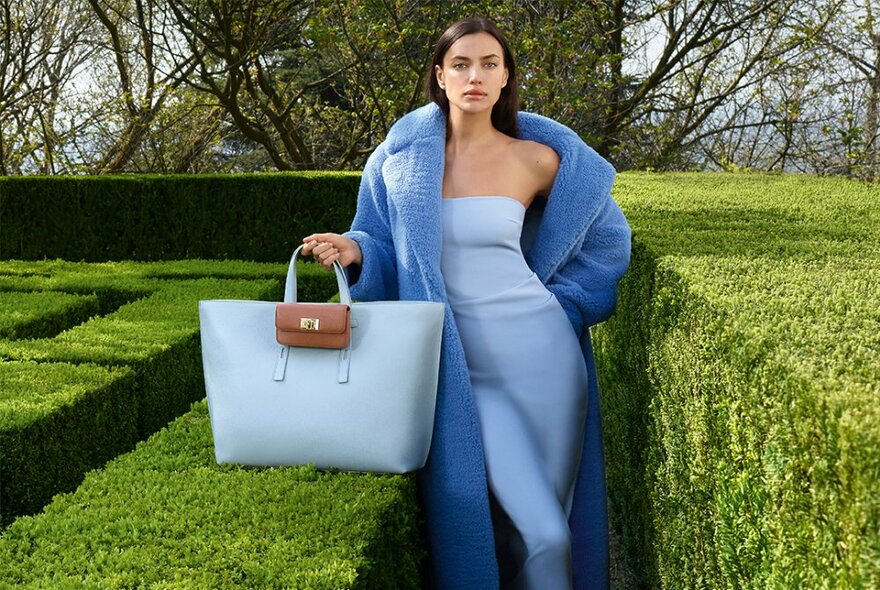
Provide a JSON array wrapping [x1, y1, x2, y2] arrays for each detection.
[[302, 18, 630, 590]]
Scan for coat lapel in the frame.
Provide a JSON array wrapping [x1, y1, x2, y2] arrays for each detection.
[[517, 112, 616, 282], [382, 105, 448, 300]]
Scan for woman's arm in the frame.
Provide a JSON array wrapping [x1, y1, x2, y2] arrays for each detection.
[[545, 195, 631, 337], [341, 148, 399, 302]]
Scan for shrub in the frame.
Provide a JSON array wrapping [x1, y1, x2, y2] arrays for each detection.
[[0, 259, 336, 524], [595, 172, 880, 588], [0, 401, 425, 589], [0, 173, 360, 262], [0, 291, 100, 339]]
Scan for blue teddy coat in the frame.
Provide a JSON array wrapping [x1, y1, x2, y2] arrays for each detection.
[[343, 102, 631, 589]]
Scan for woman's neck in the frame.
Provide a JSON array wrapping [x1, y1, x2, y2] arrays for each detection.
[[446, 108, 497, 154]]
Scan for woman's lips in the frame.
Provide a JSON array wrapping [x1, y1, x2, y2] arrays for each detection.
[[464, 91, 486, 98]]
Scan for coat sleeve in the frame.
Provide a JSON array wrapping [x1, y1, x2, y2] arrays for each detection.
[[545, 194, 631, 337], [342, 147, 399, 302]]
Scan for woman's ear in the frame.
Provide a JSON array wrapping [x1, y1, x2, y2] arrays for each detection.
[[435, 64, 445, 89], [502, 67, 509, 87]]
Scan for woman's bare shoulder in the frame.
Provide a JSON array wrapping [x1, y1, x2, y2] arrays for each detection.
[[508, 138, 560, 195]]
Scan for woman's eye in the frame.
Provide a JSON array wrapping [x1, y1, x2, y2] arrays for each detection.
[[453, 63, 466, 69], [485, 63, 497, 68]]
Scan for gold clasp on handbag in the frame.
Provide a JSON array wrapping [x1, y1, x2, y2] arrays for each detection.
[[300, 318, 320, 331]]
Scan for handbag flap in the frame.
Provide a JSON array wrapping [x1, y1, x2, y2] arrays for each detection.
[[275, 303, 351, 348], [276, 303, 349, 334]]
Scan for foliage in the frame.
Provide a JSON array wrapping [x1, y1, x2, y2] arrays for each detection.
[[0, 256, 351, 525], [5, 0, 869, 176], [0, 400, 425, 588], [595, 172, 880, 587], [0, 256, 423, 587], [0, 291, 100, 339], [0, 172, 360, 262]]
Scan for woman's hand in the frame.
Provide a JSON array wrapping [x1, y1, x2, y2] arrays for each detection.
[[301, 233, 363, 270]]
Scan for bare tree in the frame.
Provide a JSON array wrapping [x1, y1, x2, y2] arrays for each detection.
[[0, 0, 871, 178], [86, 0, 201, 172], [605, 0, 839, 170], [161, 0, 325, 170], [0, 0, 94, 174], [815, 0, 879, 180], [693, 0, 875, 179]]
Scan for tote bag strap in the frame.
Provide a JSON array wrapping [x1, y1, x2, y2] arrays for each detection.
[[284, 244, 353, 305]]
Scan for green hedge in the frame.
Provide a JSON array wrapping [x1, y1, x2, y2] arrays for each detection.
[[0, 361, 137, 528], [0, 259, 338, 525], [0, 400, 425, 589], [0, 173, 360, 262], [0, 291, 100, 339], [595, 172, 880, 588]]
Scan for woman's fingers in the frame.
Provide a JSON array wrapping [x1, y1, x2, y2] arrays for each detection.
[[300, 233, 348, 270], [317, 249, 339, 270], [302, 237, 328, 256], [302, 233, 336, 246], [308, 241, 339, 269]]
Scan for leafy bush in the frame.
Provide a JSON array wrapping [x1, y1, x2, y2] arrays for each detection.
[[0, 360, 137, 526], [0, 401, 425, 589], [0, 173, 359, 262], [595, 172, 880, 588], [0, 291, 100, 339]]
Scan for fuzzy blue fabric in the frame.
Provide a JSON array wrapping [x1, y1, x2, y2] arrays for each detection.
[[343, 102, 631, 589]]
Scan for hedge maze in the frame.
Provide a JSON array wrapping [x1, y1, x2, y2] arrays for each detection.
[[0, 254, 426, 588], [595, 172, 880, 589], [1, 171, 877, 588], [0, 259, 286, 525]]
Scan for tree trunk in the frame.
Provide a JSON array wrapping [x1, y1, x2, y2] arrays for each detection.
[[865, 32, 880, 182]]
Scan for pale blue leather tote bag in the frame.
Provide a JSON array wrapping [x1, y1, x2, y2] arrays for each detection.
[[199, 245, 445, 472]]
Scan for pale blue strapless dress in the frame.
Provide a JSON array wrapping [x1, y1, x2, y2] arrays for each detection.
[[441, 196, 589, 590]]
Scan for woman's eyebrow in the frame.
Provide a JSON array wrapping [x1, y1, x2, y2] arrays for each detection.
[[450, 54, 502, 61]]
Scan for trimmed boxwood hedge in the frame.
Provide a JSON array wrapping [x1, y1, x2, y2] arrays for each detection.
[[0, 257, 425, 587], [595, 172, 880, 588], [0, 259, 338, 525], [0, 173, 360, 262], [5, 171, 876, 587], [0, 400, 425, 589], [0, 361, 137, 527], [0, 291, 101, 339]]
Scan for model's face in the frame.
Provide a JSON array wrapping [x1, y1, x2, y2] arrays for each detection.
[[435, 32, 509, 114]]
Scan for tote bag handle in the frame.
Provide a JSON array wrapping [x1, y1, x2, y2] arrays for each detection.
[[285, 244, 353, 305]]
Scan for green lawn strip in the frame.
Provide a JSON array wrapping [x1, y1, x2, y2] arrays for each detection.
[[0, 361, 137, 527], [0, 291, 100, 339], [0, 401, 425, 589], [595, 172, 880, 588]]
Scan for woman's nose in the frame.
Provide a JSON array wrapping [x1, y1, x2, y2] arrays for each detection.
[[469, 67, 481, 83]]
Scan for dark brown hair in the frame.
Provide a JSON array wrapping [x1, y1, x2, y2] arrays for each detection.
[[425, 17, 520, 138]]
